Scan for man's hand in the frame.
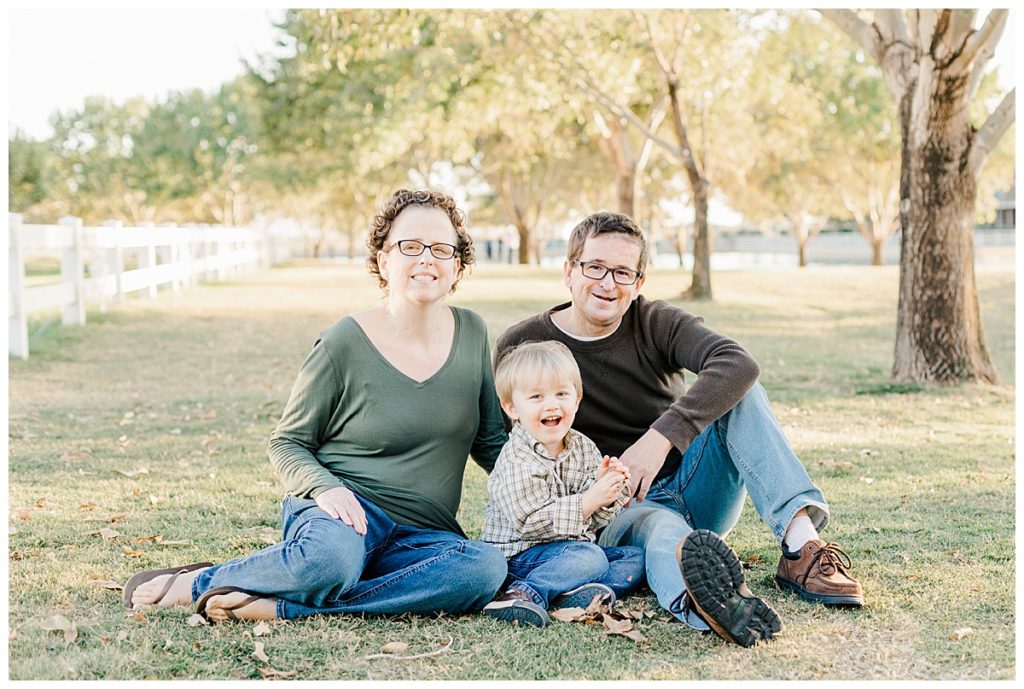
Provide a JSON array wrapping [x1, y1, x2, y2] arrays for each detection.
[[582, 471, 626, 518], [619, 428, 674, 503], [315, 485, 367, 535]]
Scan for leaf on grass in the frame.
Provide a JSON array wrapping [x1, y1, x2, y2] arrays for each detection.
[[253, 640, 271, 663], [253, 621, 272, 637], [122, 546, 145, 557], [35, 497, 49, 509], [621, 628, 646, 642], [90, 579, 124, 591], [62, 449, 89, 462], [114, 467, 149, 478], [258, 668, 296, 680], [109, 513, 128, 522], [186, 614, 208, 627], [584, 593, 606, 616], [745, 553, 764, 566], [550, 607, 587, 623], [13, 508, 32, 520], [98, 528, 121, 540], [949, 628, 973, 641], [601, 614, 634, 636], [380, 641, 408, 653], [117, 630, 130, 642], [40, 614, 72, 632], [133, 535, 159, 544], [64, 622, 78, 644], [131, 612, 148, 624], [79, 502, 99, 511]]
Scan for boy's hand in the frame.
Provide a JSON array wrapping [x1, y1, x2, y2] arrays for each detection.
[[582, 470, 626, 517], [604, 456, 630, 482]]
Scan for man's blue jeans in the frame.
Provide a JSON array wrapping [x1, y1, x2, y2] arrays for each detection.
[[504, 540, 646, 609], [191, 494, 507, 620], [598, 382, 829, 627]]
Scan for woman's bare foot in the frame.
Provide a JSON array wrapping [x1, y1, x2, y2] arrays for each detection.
[[204, 592, 278, 622], [131, 568, 208, 609]]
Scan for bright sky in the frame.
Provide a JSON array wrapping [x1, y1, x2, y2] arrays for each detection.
[[7, 8, 289, 140], [5, 7, 1017, 142]]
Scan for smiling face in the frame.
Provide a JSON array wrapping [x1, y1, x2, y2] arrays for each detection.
[[502, 374, 581, 457], [562, 233, 646, 337], [376, 206, 461, 305]]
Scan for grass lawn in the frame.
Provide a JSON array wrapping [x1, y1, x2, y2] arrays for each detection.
[[8, 258, 1015, 680]]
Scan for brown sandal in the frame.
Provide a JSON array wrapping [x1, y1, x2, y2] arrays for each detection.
[[122, 562, 213, 609], [195, 586, 266, 622]]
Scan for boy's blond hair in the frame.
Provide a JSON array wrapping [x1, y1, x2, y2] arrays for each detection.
[[494, 340, 583, 405]]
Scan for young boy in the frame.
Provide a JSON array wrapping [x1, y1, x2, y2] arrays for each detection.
[[481, 340, 645, 627]]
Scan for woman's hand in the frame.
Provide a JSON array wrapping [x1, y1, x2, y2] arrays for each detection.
[[315, 486, 367, 535]]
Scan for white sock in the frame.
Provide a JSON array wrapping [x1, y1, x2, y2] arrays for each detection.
[[782, 514, 818, 553]]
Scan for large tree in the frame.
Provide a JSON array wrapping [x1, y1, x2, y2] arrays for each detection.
[[823, 9, 1014, 384]]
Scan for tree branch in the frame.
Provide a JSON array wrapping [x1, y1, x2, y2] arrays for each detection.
[[970, 88, 1015, 176], [877, 9, 912, 46], [967, 12, 1006, 102], [958, 9, 1007, 69], [819, 9, 878, 56]]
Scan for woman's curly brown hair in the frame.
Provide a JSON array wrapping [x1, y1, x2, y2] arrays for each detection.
[[366, 189, 474, 293]]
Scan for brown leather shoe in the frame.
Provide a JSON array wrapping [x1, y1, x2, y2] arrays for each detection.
[[776, 539, 864, 606]]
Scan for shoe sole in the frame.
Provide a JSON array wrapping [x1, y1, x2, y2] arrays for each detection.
[[678, 530, 782, 647], [552, 584, 615, 610], [482, 600, 549, 627], [775, 575, 864, 607]]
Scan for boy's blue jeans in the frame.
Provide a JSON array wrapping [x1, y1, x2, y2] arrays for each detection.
[[598, 382, 829, 628], [504, 540, 646, 609], [191, 494, 507, 620]]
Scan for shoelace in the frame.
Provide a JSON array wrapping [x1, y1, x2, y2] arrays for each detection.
[[800, 542, 853, 584]]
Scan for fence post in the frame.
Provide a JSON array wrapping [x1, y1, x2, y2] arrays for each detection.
[[100, 219, 125, 308], [160, 222, 181, 292], [138, 221, 157, 299], [9, 213, 28, 359], [59, 215, 86, 327]]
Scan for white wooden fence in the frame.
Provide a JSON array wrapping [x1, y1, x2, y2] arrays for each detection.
[[8, 214, 307, 359]]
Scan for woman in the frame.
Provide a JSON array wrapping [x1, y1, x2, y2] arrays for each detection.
[[124, 189, 508, 622]]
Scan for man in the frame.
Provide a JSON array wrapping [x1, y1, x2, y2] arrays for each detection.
[[495, 212, 862, 648]]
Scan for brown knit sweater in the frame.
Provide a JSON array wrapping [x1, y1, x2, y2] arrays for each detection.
[[495, 296, 760, 482]]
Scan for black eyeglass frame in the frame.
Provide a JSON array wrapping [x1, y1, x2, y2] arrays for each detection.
[[572, 259, 644, 285], [390, 239, 459, 260]]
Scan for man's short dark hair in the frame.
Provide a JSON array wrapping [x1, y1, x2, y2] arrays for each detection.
[[566, 211, 649, 272]]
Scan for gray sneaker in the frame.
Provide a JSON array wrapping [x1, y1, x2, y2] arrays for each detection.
[[482, 588, 549, 627], [552, 583, 615, 610]]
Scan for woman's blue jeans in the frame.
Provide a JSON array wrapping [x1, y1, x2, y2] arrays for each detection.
[[504, 541, 646, 609], [598, 382, 829, 627], [190, 494, 507, 620]]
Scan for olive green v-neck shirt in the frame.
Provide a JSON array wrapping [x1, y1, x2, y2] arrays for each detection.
[[268, 306, 506, 536]]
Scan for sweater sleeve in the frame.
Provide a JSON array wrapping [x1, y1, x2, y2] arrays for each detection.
[[646, 301, 761, 453], [470, 333, 508, 474], [267, 338, 347, 499]]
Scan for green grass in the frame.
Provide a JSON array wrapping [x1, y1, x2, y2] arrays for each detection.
[[8, 260, 1015, 679]]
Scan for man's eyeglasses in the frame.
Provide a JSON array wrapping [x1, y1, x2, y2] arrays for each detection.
[[573, 260, 643, 285], [390, 239, 458, 260]]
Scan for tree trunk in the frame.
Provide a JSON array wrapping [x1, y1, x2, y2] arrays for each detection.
[[682, 180, 711, 299], [797, 236, 807, 268], [515, 221, 531, 265], [870, 237, 884, 266], [616, 172, 635, 218], [892, 69, 998, 383]]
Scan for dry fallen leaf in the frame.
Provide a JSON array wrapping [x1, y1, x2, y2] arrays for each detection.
[[550, 607, 587, 623], [131, 612, 148, 624], [253, 641, 271, 663], [79, 502, 98, 511], [601, 614, 634, 636], [40, 615, 72, 632], [253, 621, 272, 637], [258, 668, 296, 680], [64, 622, 78, 644], [115, 467, 149, 478], [35, 497, 49, 509], [98, 528, 121, 540], [116, 630, 129, 642], [109, 513, 128, 522], [12, 508, 32, 521], [379, 641, 409, 654], [950, 628, 974, 641], [186, 614, 208, 627]]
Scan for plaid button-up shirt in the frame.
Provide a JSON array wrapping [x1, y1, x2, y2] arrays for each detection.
[[482, 423, 631, 558]]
